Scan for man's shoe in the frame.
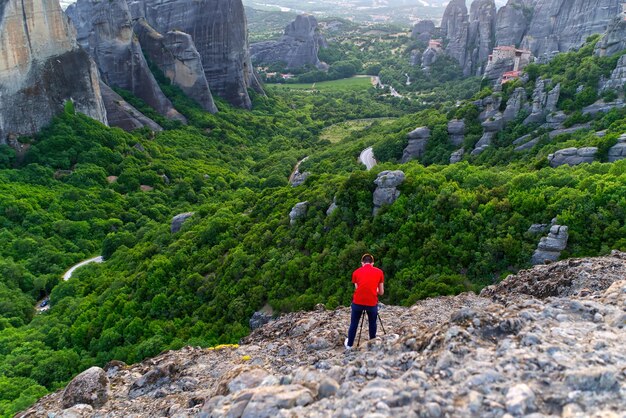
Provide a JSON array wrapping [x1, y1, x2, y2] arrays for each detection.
[[344, 338, 352, 350]]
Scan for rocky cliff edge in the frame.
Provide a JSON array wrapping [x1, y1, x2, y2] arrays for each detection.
[[20, 252, 626, 417]]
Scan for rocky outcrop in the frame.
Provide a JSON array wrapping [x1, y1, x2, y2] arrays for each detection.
[[411, 20, 436, 43], [0, 0, 107, 144], [250, 311, 273, 331], [531, 224, 569, 265], [251, 14, 326, 70], [448, 119, 466, 147], [100, 83, 162, 131], [582, 99, 626, 115], [548, 147, 598, 167], [608, 134, 626, 162], [595, 11, 626, 57], [402, 127, 430, 163], [22, 253, 626, 417], [171, 212, 194, 233], [495, 0, 535, 47], [502, 87, 526, 123], [373, 170, 405, 215], [129, 0, 262, 109], [600, 54, 626, 93], [420, 47, 440, 71], [66, 0, 185, 123], [289, 202, 308, 225], [527, 0, 621, 59], [134, 19, 217, 114], [442, 0, 496, 76], [61, 367, 110, 409], [450, 148, 465, 164], [523, 79, 560, 125]]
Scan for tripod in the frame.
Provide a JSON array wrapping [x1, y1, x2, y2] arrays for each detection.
[[356, 309, 386, 347]]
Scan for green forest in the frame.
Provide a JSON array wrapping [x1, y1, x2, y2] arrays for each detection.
[[1, 32, 626, 415]]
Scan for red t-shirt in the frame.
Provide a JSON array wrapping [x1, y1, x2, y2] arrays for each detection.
[[352, 264, 384, 306]]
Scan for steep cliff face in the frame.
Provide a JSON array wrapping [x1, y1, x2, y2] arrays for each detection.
[[133, 19, 218, 113], [66, 0, 185, 122], [251, 14, 326, 70], [495, 0, 535, 47], [129, 0, 262, 109], [521, 0, 621, 59], [442, 0, 496, 76], [0, 0, 107, 144], [595, 11, 626, 57]]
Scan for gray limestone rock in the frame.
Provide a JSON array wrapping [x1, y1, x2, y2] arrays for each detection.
[[608, 135, 626, 162], [448, 120, 466, 147], [410, 49, 422, 67], [0, 0, 107, 144], [477, 94, 502, 122], [289, 202, 308, 225], [582, 100, 626, 115], [412, 20, 436, 40], [502, 88, 527, 123], [548, 147, 598, 167], [532, 225, 569, 265], [520, 0, 621, 60], [250, 312, 273, 331], [403, 127, 430, 163], [99, 82, 162, 131], [326, 198, 338, 216], [495, 0, 535, 48], [450, 148, 465, 164], [290, 172, 311, 187], [441, 0, 469, 74], [595, 13, 626, 57], [483, 57, 515, 84], [171, 212, 195, 233], [523, 78, 559, 125], [129, 363, 178, 399], [421, 47, 439, 71], [129, 0, 263, 109], [505, 384, 536, 415], [373, 170, 405, 215], [66, 0, 185, 123], [528, 224, 550, 234], [600, 55, 626, 92], [251, 14, 326, 70], [548, 123, 592, 139], [471, 131, 496, 155], [514, 137, 540, 152], [62, 367, 110, 409], [134, 20, 217, 114]]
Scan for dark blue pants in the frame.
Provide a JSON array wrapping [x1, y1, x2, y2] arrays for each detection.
[[347, 303, 378, 347]]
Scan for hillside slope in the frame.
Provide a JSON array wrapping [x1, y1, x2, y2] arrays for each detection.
[[20, 252, 626, 417]]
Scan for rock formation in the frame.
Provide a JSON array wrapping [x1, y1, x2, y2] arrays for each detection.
[[595, 10, 626, 57], [523, 78, 560, 125], [502, 87, 526, 123], [171, 212, 194, 233], [134, 19, 218, 113], [251, 14, 326, 70], [548, 147, 598, 167], [373, 170, 405, 215], [494, 0, 535, 47], [289, 202, 308, 225], [600, 54, 626, 93], [441, 0, 496, 76], [411, 20, 436, 43], [448, 119, 466, 147], [21, 252, 626, 417], [608, 134, 626, 162], [129, 0, 262, 109], [402, 127, 431, 163], [450, 148, 465, 164], [66, 0, 185, 123], [100, 83, 162, 131], [0, 0, 107, 144], [531, 224, 569, 265], [61, 367, 110, 409]]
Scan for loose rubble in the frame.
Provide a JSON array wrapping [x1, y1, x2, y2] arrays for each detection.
[[19, 252, 626, 418]]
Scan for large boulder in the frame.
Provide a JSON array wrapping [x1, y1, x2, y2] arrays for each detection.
[[448, 120, 466, 147], [134, 20, 217, 114], [502, 87, 526, 123], [62, 367, 110, 409], [0, 0, 107, 144], [129, 0, 263, 109], [171, 212, 195, 233], [531, 225, 569, 265], [524, 79, 560, 125], [412, 20, 436, 41], [99, 82, 162, 131], [402, 127, 431, 163], [548, 147, 598, 167], [251, 14, 326, 70], [289, 202, 308, 225], [66, 0, 185, 123], [608, 134, 626, 162], [373, 170, 405, 215]]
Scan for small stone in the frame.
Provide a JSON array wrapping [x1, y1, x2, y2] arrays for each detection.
[[62, 367, 109, 409], [564, 367, 619, 392], [424, 402, 442, 417], [505, 383, 536, 415], [561, 403, 584, 418], [593, 313, 604, 323], [318, 377, 339, 399]]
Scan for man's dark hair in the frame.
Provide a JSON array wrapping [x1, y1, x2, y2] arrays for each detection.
[[361, 254, 374, 264]]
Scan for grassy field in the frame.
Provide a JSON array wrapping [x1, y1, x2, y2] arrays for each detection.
[[320, 118, 397, 143], [267, 76, 374, 92]]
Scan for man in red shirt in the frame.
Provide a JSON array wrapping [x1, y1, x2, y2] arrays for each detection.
[[345, 253, 384, 349]]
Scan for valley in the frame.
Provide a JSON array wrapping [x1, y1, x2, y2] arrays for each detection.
[[0, 0, 625, 416]]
